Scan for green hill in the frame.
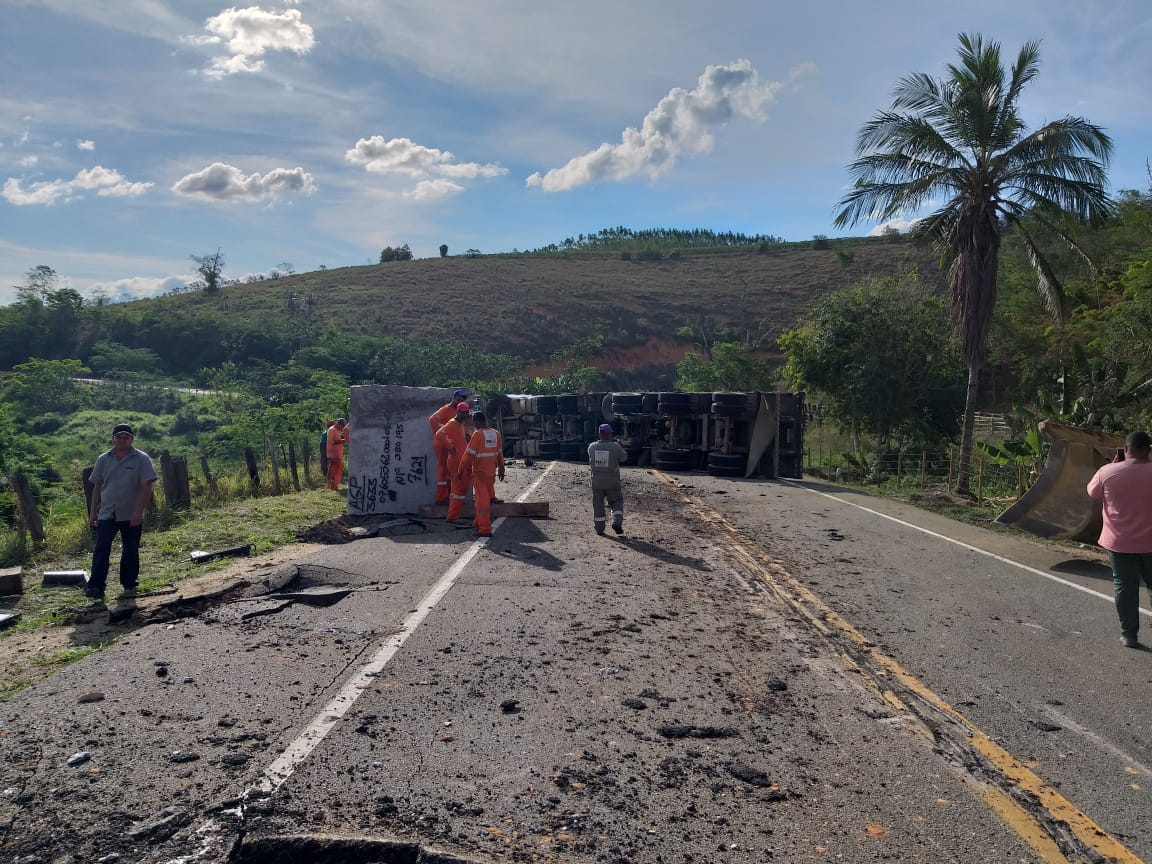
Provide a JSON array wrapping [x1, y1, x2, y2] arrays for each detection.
[[114, 239, 939, 376]]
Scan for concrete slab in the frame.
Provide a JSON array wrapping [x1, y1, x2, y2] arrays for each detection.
[[0, 566, 22, 596], [42, 570, 87, 587]]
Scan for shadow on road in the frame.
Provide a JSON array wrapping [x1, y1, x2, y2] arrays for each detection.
[[488, 520, 565, 573], [611, 536, 713, 572], [1049, 559, 1115, 582]]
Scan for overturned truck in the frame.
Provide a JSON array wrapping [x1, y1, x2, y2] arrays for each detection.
[[995, 420, 1124, 542], [485, 390, 804, 479]]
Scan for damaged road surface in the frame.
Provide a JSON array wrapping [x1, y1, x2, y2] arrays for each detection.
[[0, 462, 1129, 863]]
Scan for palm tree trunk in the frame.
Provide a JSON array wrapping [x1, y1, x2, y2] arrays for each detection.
[[955, 363, 980, 496]]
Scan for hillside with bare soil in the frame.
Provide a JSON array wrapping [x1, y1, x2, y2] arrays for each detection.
[[121, 240, 941, 368]]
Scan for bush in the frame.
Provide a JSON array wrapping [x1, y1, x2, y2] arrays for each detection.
[[30, 414, 67, 435]]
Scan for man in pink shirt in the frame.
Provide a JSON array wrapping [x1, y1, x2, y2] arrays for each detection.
[[1087, 430, 1152, 648]]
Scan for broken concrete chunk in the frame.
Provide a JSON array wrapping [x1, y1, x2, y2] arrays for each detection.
[[0, 566, 22, 596], [77, 692, 105, 704], [0, 612, 20, 630], [42, 570, 88, 587]]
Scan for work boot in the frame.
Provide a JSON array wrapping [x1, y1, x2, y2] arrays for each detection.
[[1122, 634, 1140, 649], [612, 523, 624, 535]]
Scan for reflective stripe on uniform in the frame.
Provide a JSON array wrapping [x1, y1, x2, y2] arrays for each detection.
[[475, 452, 496, 458], [465, 448, 478, 456], [450, 494, 467, 501]]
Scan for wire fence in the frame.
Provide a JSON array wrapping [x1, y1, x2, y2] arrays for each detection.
[[803, 446, 1033, 507]]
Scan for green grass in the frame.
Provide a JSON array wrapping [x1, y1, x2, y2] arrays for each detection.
[[0, 487, 347, 636]]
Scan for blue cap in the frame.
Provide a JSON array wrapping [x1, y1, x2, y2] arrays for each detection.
[[452, 389, 467, 398], [598, 423, 614, 435]]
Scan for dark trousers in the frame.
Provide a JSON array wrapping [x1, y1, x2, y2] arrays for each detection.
[[1108, 551, 1152, 638], [90, 519, 143, 594]]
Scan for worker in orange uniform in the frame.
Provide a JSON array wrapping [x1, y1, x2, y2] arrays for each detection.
[[457, 410, 504, 536], [437, 404, 474, 518], [430, 390, 469, 504], [325, 417, 349, 489]]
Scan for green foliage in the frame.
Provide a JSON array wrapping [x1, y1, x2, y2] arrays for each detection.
[[675, 342, 777, 392], [780, 275, 965, 448], [4, 358, 91, 417], [379, 244, 414, 263], [86, 340, 165, 378], [531, 226, 783, 255]]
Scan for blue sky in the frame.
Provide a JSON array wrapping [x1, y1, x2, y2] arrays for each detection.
[[1, 0, 1150, 303]]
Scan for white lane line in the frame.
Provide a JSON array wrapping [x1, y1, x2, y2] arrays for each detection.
[[782, 479, 1150, 620], [252, 464, 556, 796]]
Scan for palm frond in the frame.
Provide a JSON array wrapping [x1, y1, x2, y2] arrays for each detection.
[[1012, 221, 1067, 324]]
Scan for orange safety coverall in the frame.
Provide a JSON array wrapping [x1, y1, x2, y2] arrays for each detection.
[[459, 426, 504, 535], [430, 402, 460, 504], [326, 424, 348, 489], [436, 418, 470, 516]]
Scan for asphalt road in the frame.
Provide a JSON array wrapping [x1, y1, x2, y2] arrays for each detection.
[[0, 462, 1145, 864]]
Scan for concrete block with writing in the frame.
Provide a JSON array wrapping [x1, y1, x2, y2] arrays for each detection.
[[347, 385, 459, 516], [0, 566, 22, 596]]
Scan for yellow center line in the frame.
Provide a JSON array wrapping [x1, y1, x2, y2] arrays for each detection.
[[659, 473, 1144, 864]]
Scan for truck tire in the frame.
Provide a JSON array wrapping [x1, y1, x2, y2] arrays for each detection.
[[612, 393, 644, 415], [710, 402, 745, 417], [707, 452, 745, 477], [556, 394, 579, 415], [689, 392, 712, 414], [653, 448, 695, 472], [657, 392, 691, 414]]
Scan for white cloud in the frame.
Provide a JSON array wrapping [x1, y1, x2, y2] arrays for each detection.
[[88, 275, 189, 302], [18, 155, 38, 167], [3, 166, 153, 205], [868, 218, 913, 236], [77, 139, 96, 151], [345, 136, 506, 198], [405, 179, 465, 201], [527, 59, 813, 192], [171, 161, 316, 201], [197, 6, 315, 78]]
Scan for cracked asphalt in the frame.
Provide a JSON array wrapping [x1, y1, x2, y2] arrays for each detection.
[[2, 461, 1143, 863]]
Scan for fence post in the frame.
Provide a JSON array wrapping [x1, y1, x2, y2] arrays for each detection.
[[288, 440, 301, 492], [200, 453, 218, 496], [947, 447, 954, 489], [10, 470, 46, 542], [896, 450, 903, 489], [977, 453, 984, 504], [244, 447, 260, 496], [920, 451, 927, 491]]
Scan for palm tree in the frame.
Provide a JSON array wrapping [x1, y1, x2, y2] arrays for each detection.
[[835, 33, 1114, 496]]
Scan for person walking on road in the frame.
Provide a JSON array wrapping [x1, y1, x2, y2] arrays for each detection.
[[326, 418, 349, 490], [458, 410, 504, 536], [588, 422, 627, 536], [430, 390, 469, 504], [87, 423, 158, 602], [1087, 430, 1152, 648], [437, 403, 474, 520]]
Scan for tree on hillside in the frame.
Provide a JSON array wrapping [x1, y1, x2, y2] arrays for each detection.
[[3, 358, 91, 417], [379, 244, 413, 263], [190, 249, 227, 294], [834, 33, 1114, 496], [780, 275, 965, 455], [439, 244, 449, 258], [14, 265, 59, 306], [675, 342, 776, 393]]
